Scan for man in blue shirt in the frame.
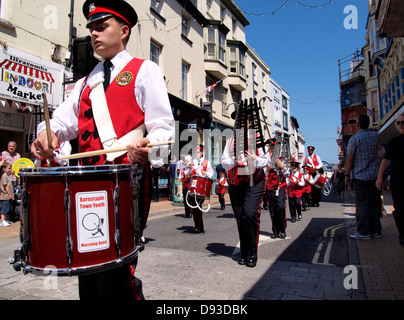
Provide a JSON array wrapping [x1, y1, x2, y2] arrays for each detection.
[[345, 115, 382, 240]]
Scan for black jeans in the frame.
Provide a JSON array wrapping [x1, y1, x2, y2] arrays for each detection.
[[352, 179, 382, 235]]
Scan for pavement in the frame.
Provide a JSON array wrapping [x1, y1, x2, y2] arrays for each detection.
[[0, 190, 403, 301]]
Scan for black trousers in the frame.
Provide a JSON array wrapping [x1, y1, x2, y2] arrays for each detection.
[[229, 179, 265, 259], [218, 193, 226, 209], [182, 187, 192, 217], [302, 191, 311, 209], [186, 191, 205, 231], [391, 182, 404, 238], [288, 196, 302, 220], [267, 186, 287, 235], [352, 179, 381, 235]]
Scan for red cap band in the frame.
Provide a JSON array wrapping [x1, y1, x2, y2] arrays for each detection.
[[88, 6, 131, 26]]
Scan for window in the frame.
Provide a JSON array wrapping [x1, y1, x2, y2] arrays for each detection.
[[220, 6, 226, 21], [229, 47, 237, 74], [206, 0, 212, 13], [370, 19, 387, 57], [181, 62, 189, 101], [218, 32, 226, 63], [150, 41, 161, 65], [207, 28, 216, 60], [221, 87, 228, 116], [151, 0, 162, 14], [252, 63, 257, 84], [282, 95, 288, 109], [182, 13, 190, 38], [239, 51, 245, 77], [283, 111, 289, 130], [262, 73, 266, 90]]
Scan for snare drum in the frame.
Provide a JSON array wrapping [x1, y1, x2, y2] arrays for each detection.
[[16, 165, 138, 276], [188, 175, 213, 199], [313, 173, 327, 189]]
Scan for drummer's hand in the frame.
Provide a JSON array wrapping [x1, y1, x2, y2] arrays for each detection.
[[31, 130, 59, 160], [245, 150, 257, 162], [127, 138, 151, 165]]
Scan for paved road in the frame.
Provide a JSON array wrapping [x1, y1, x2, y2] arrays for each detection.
[[0, 191, 353, 300]]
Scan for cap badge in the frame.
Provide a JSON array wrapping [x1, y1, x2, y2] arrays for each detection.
[[89, 3, 96, 13]]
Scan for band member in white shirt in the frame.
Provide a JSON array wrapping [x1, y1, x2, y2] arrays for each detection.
[[303, 146, 323, 207]]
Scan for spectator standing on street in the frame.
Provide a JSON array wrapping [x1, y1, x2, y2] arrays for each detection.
[[376, 111, 404, 245], [0, 162, 14, 226], [345, 115, 382, 240], [1, 141, 21, 185], [333, 164, 345, 200]]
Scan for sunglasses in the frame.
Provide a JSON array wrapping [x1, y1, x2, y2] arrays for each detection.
[[397, 121, 404, 126]]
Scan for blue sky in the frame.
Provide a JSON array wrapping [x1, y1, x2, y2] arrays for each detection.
[[234, 0, 369, 164]]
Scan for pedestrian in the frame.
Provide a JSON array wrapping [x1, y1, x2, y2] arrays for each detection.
[[184, 145, 214, 233], [266, 159, 289, 239], [287, 161, 305, 223], [303, 146, 323, 207], [181, 154, 192, 218], [1, 141, 21, 185], [222, 136, 271, 268], [302, 165, 314, 210], [30, 0, 174, 300], [216, 170, 228, 210], [0, 162, 14, 227], [333, 164, 345, 200], [376, 111, 404, 245], [345, 115, 382, 240]]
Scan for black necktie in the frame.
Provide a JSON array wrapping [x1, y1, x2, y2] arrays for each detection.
[[103, 60, 112, 91]]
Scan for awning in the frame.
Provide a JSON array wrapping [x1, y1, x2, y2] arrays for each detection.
[[0, 59, 55, 83], [0, 97, 53, 113]]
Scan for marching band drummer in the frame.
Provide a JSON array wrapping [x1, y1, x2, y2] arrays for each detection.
[[222, 137, 271, 268], [302, 165, 314, 211], [30, 0, 174, 300], [184, 145, 214, 233], [287, 160, 305, 223], [302, 146, 323, 207]]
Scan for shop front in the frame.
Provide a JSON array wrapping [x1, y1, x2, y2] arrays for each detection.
[[0, 46, 64, 157]]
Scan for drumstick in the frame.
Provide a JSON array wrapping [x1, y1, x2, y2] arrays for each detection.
[[42, 93, 53, 149], [57, 140, 175, 160]]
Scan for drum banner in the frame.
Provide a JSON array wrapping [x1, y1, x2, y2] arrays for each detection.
[[76, 190, 110, 253]]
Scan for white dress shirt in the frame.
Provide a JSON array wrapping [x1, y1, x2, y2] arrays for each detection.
[[37, 50, 174, 167]]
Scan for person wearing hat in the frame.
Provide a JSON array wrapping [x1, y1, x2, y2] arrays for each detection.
[[216, 170, 228, 210], [30, 0, 174, 300], [302, 165, 314, 211], [266, 158, 289, 239], [221, 134, 271, 267], [180, 154, 193, 218], [184, 145, 213, 233], [303, 146, 323, 207], [287, 160, 305, 223]]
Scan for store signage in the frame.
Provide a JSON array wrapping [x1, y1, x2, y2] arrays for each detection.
[[0, 47, 62, 106]]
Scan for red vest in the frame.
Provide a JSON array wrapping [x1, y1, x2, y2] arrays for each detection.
[[78, 58, 145, 165], [288, 172, 303, 198], [216, 177, 227, 194]]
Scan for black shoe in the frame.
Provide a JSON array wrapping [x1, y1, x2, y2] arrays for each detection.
[[238, 257, 246, 265], [271, 233, 279, 239], [279, 232, 286, 239], [246, 254, 257, 268], [193, 228, 205, 234], [291, 217, 296, 223], [298, 215, 302, 220]]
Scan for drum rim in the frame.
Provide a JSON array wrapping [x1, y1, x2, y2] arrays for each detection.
[[190, 174, 214, 182], [19, 164, 136, 176], [21, 247, 138, 277]]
